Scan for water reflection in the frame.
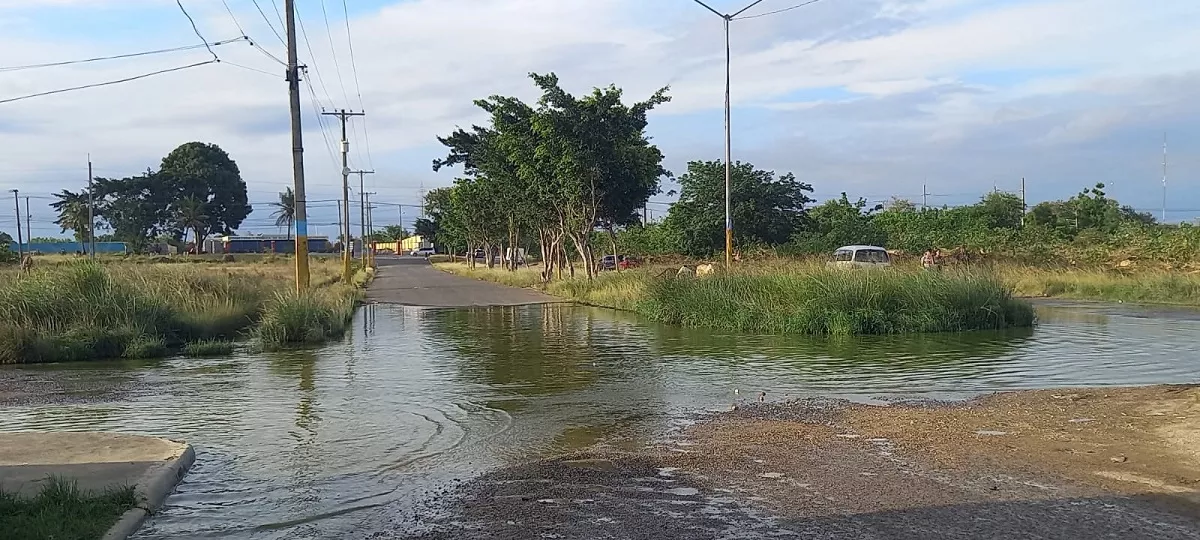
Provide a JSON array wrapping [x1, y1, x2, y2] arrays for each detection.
[[0, 301, 1196, 539]]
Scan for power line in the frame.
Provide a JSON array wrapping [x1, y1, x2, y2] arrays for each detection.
[[0, 60, 217, 106], [734, 0, 829, 20], [321, 0, 351, 106], [342, 0, 373, 170], [249, 39, 287, 66], [221, 59, 277, 77], [219, 0, 248, 36], [0, 38, 244, 73], [175, 1, 218, 61], [250, 0, 286, 46]]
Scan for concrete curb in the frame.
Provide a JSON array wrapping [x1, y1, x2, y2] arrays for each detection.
[[100, 442, 196, 540]]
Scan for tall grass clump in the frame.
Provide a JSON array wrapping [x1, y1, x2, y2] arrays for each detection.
[[0, 476, 137, 540], [0, 262, 275, 364], [637, 267, 1034, 335], [257, 284, 361, 350]]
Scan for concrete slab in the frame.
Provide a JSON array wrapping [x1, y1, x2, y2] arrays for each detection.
[[0, 432, 195, 540]]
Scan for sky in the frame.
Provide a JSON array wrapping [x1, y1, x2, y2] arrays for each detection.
[[1, 0, 1199, 239]]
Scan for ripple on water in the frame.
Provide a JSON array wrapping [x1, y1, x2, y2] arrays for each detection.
[[0, 302, 1197, 538]]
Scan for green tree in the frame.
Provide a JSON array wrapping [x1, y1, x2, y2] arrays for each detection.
[[663, 161, 814, 257], [94, 171, 172, 252], [967, 191, 1025, 229], [159, 142, 251, 238], [792, 193, 884, 253], [176, 197, 209, 250], [271, 187, 296, 239], [50, 189, 92, 253]]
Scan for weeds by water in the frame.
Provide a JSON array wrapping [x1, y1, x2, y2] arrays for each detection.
[[183, 339, 236, 357], [999, 266, 1200, 305], [257, 284, 362, 350], [0, 476, 137, 540], [0, 259, 357, 363], [437, 262, 1034, 335]]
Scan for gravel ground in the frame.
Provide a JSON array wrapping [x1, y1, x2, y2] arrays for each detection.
[[398, 385, 1200, 540]]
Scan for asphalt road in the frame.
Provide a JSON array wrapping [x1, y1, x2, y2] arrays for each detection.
[[368, 257, 556, 307]]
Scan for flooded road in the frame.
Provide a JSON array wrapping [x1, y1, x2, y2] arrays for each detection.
[[1, 301, 1198, 538]]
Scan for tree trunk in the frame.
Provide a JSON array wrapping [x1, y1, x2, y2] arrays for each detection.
[[485, 242, 495, 269], [607, 227, 620, 273]]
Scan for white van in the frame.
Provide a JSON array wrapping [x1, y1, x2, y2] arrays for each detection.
[[829, 245, 891, 268]]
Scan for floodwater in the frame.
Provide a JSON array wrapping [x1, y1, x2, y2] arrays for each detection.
[[1, 301, 1198, 538]]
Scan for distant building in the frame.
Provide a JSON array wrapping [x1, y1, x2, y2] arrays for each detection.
[[399, 235, 432, 253], [211, 235, 332, 254]]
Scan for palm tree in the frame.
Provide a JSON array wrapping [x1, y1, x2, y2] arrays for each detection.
[[176, 197, 209, 253], [50, 189, 91, 253], [271, 188, 296, 239]]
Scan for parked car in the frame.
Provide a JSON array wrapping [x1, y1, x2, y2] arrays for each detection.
[[600, 254, 636, 270], [828, 245, 891, 268], [411, 247, 436, 257]]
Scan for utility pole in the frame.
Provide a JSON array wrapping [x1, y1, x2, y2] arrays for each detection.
[[350, 169, 374, 268], [322, 108, 365, 282], [691, 0, 768, 268], [1162, 133, 1168, 223], [9, 189, 22, 259], [87, 156, 95, 259], [24, 197, 31, 245], [922, 182, 928, 209], [285, 0, 311, 291], [1020, 177, 1026, 227], [365, 192, 376, 267]]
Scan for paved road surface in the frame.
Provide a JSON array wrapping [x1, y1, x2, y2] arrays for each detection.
[[368, 257, 556, 307]]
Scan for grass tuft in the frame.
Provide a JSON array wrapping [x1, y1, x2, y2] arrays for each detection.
[[0, 476, 137, 540], [182, 339, 236, 357], [257, 284, 361, 350]]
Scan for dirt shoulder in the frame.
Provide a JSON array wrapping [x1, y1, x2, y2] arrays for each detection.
[[403, 385, 1200, 539]]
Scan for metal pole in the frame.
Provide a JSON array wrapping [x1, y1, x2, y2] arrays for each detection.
[[284, 0, 311, 291], [10, 190, 23, 259], [723, 17, 733, 267], [88, 157, 95, 259], [351, 170, 374, 268]]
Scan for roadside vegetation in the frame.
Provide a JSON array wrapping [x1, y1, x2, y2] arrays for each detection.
[[438, 262, 1034, 334], [0, 477, 137, 540], [0, 258, 368, 364]]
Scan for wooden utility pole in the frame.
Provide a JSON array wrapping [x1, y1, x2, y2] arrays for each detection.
[[350, 169, 374, 268], [1020, 177, 1026, 227], [284, 0, 311, 291], [87, 157, 95, 259], [9, 189, 22, 258], [322, 109, 364, 282]]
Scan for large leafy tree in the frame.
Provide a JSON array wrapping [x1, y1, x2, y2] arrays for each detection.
[[793, 193, 885, 253], [50, 189, 92, 253], [159, 142, 251, 239], [663, 161, 814, 257], [93, 171, 173, 251], [271, 187, 296, 239]]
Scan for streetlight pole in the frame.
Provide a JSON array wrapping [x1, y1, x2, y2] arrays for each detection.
[[691, 0, 764, 267]]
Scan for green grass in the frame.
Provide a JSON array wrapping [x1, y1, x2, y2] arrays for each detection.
[[257, 284, 362, 350], [437, 262, 1035, 335], [182, 339, 236, 357], [999, 266, 1200, 305], [0, 258, 357, 364], [0, 477, 137, 540]]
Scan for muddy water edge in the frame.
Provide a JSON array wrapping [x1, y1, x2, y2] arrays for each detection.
[[0, 300, 1198, 539]]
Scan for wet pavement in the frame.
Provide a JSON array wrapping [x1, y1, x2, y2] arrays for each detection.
[[368, 258, 556, 307]]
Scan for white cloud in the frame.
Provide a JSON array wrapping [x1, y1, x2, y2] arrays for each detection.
[[1, 0, 1199, 229]]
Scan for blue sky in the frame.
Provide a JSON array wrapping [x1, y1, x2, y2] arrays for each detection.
[[1, 0, 1199, 238]]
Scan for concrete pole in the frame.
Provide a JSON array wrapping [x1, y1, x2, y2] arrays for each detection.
[[284, 0, 311, 291], [10, 189, 23, 258]]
